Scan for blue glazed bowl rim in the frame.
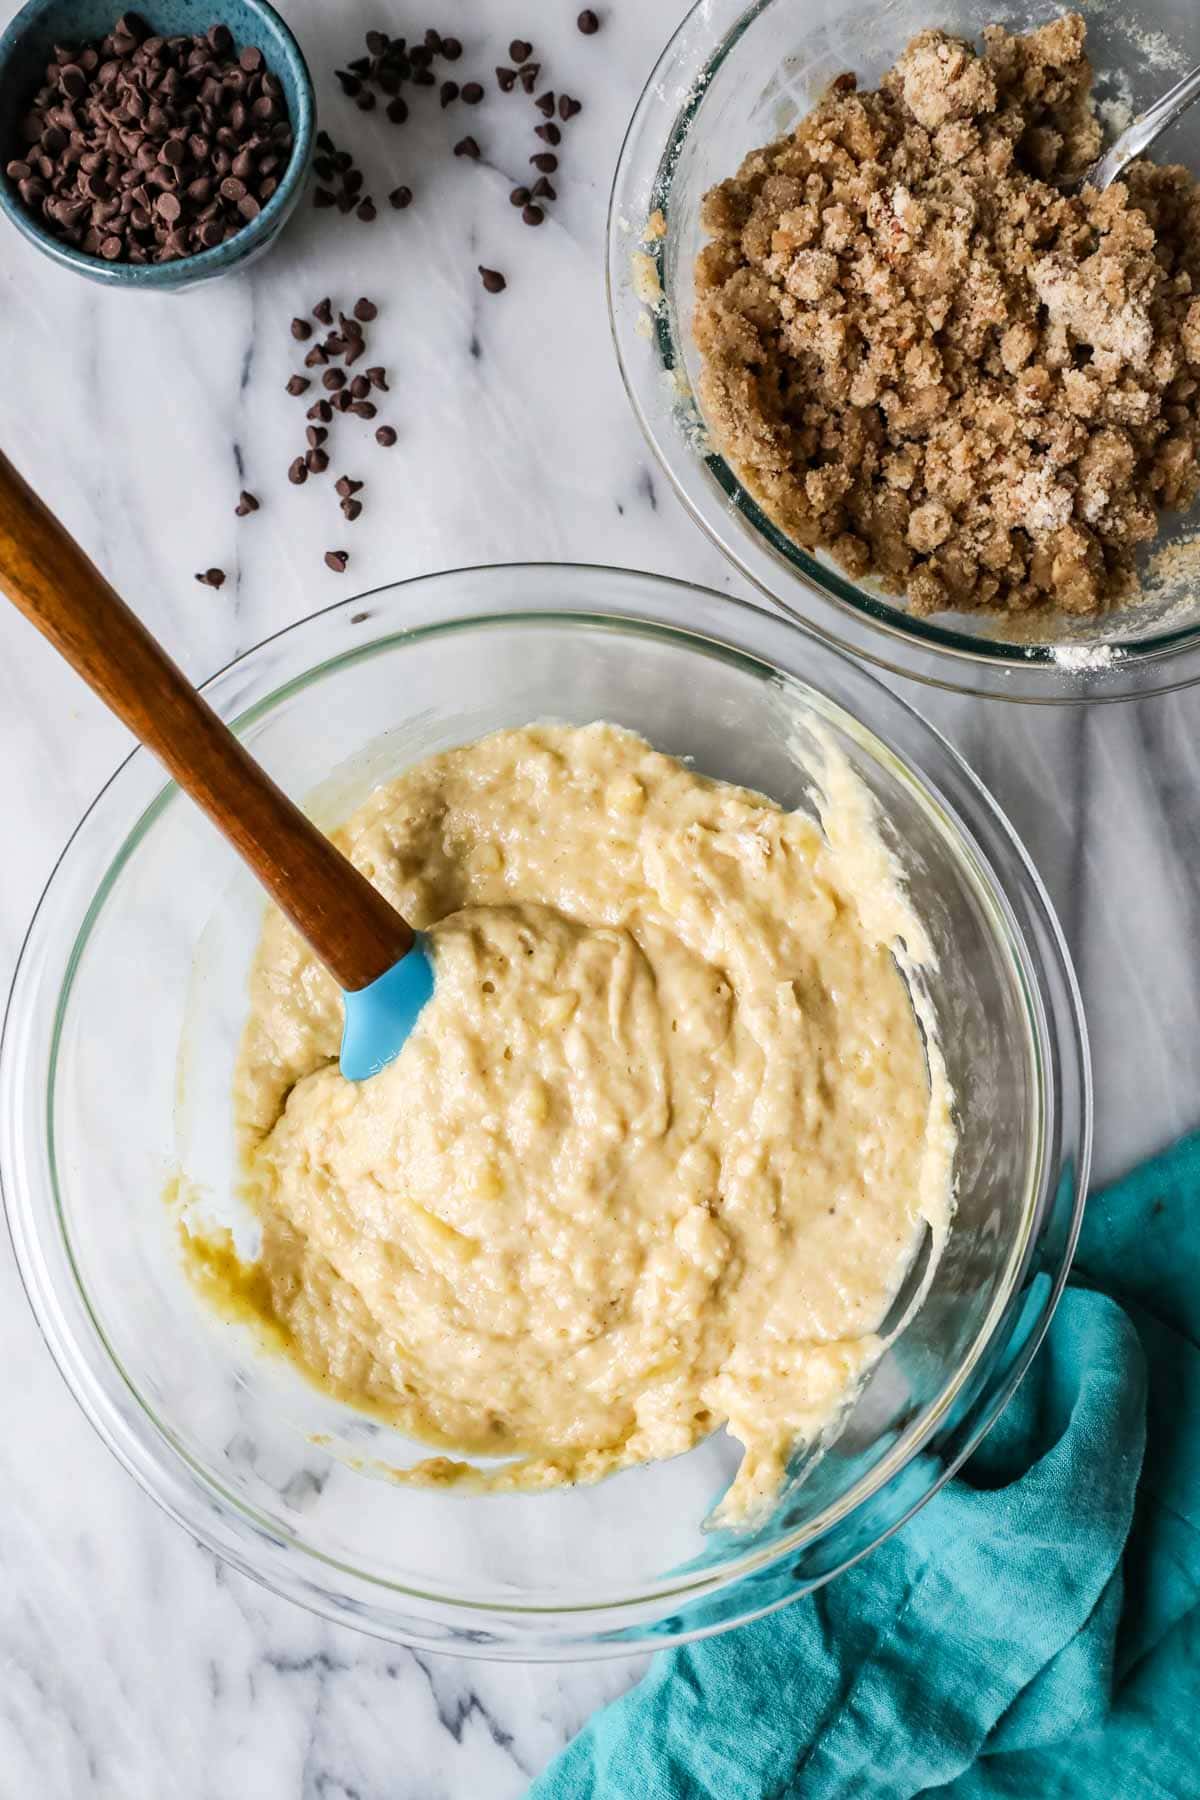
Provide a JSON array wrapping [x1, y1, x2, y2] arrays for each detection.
[[0, 0, 315, 287]]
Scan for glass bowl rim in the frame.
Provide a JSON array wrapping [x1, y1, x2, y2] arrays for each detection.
[[0, 563, 1092, 1653], [605, 0, 1200, 704]]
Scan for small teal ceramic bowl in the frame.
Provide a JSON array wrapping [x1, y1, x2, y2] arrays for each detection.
[[0, 0, 314, 290]]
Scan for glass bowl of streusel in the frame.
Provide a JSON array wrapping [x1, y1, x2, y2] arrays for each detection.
[[0, 567, 1088, 1655], [610, 0, 1200, 700]]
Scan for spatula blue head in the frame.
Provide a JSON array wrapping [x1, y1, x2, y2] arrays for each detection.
[[340, 935, 436, 1081]]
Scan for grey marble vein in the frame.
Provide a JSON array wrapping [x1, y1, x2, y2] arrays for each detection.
[[1, 2, 1199, 1796]]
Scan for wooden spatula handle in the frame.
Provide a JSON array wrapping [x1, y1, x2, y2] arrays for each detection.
[[0, 451, 413, 992]]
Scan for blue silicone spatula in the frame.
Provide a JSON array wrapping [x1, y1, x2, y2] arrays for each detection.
[[0, 449, 433, 1081]]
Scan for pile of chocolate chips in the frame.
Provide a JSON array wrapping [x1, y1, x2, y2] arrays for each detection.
[[5, 13, 293, 264]]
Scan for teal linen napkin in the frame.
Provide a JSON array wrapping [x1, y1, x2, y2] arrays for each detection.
[[531, 1134, 1200, 1799]]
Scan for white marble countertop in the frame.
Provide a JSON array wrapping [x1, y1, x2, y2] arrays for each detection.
[[2, 2, 1200, 1794]]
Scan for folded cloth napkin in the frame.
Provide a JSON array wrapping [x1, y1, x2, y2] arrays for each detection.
[[530, 1134, 1200, 1800]]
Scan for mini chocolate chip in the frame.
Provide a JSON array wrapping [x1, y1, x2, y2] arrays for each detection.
[[442, 36, 462, 60], [335, 475, 364, 497], [286, 374, 310, 395], [292, 317, 313, 342], [522, 203, 545, 227], [454, 136, 481, 160], [341, 497, 364, 521], [351, 400, 377, 419], [510, 185, 531, 206], [288, 456, 308, 484], [366, 366, 389, 389], [536, 91, 555, 117], [356, 197, 376, 222], [495, 66, 516, 92], [324, 550, 349, 573], [304, 343, 329, 367], [195, 567, 226, 587], [306, 447, 329, 473], [389, 184, 412, 209], [375, 425, 397, 446], [535, 123, 561, 145], [479, 265, 507, 293], [531, 175, 556, 201], [353, 297, 377, 322], [509, 39, 533, 61], [559, 94, 582, 120], [350, 374, 371, 399], [234, 490, 259, 516], [440, 80, 459, 107], [577, 10, 600, 33], [313, 297, 333, 323], [530, 152, 558, 173], [518, 63, 540, 94], [461, 82, 484, 105], [386, 97, 409, 124], [307, 398, 333, 421], [323, 367, 347, 391]]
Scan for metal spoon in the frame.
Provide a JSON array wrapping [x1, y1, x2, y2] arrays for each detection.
[[1082, 61, 1200, 191]]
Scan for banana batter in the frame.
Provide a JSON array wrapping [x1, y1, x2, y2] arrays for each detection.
[[219, 723, 955, 1520]]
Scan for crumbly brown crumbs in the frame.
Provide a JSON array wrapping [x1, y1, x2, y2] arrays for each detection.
[[693, 14, 1200, 617]]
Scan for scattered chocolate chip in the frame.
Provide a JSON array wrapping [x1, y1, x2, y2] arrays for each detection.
[[356, 197, 376, 222], [365, 366, 389, 390], [389, 184, 413, 209], [306, 425, 328, 448], [577, 10, 600, 33], [306, 446, 330, 473], [324, 550, 349, 573], [353, 297, 377, 322], [535, 90, 556, 116], [286, 374, 310, 396], [195, 567, 226, 587], [454, 136, 481, 160], [333, 388, 352, 412], [531, 175, 556, 201], [442, 36, 463, 61], [461, 82, 484, 105], [518, 63, 540, 94], [313, 297, 333, 324], [335, 475, 364, 497], [479, 265, 506, 293], [509, 39, 533, 62], [323, 367, 347, 391], [522, 203, 545, 227], [351, 400, 377, 419], [440, 80, 459, 107], [341, 497, 364, 521], [530, 152, 558, 173], [495, 66, 517, 92], [234, 490, 259, 516], [291, 317, 313, 341], [307, 398, 334, 422], [386, 96, 409, 124], [535, 123, 561, 146], [558, 94, 582, 121], [288, 456, 308, 484], [510, 185, 531, 207], [375, 425, 397, 446], [304, 343, 329, 367]]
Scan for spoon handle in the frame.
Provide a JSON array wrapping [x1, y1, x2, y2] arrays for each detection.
[[1086, 61, 1200, 190], [0, 450, 413, 992]]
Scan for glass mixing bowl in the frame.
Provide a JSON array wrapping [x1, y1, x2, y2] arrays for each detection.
[[609, 0, 1200, 701], [0, 566, 1089, 1657]]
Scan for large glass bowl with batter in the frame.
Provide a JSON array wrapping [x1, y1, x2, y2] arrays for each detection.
[[0, 566, 1089, 1656], [608, 0, 1200, 701]]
